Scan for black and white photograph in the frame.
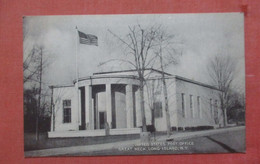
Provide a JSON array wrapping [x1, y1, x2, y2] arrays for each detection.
[[23, 13, 245, 157]]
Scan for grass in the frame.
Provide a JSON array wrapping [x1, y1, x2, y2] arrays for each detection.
[[24, 126, 243, 151], [24, 132, 141, 151]]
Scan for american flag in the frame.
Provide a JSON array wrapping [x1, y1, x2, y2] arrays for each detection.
[[78, 31, 98, 46]]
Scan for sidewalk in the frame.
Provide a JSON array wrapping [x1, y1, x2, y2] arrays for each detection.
[[25, 126, 245, 157], [157, 126, 245, 142]]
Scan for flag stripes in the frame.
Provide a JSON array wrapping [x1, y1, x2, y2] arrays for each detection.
[[78, 31, 98, 46]]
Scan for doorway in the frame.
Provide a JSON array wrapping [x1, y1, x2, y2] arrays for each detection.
[[99, 111, 106, 129]]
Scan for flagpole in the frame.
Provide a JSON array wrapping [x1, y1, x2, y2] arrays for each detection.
[[75, 26, 80, 128], [75, 29, 98, 130]]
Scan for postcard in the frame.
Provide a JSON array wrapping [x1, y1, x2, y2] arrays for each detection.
[[23, 13, 245, 157]]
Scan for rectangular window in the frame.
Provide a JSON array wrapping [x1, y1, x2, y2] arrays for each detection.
[[210, 99, 213, 118], [197, 96, 201, 118], [181, 93, 185, 118], [214, 100, 218, 121], [154, 101, 163, 118], [190, 95, 193, 118], [63, 100, 71, 123]]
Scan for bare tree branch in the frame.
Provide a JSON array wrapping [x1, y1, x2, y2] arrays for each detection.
[[207, 55, 237, 127]]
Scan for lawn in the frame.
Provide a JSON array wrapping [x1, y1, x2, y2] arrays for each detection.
[[24, 132, 141, 151], [24, 127, 241, 152]]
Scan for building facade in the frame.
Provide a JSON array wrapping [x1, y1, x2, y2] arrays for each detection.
[[48, 69, 223, 138]]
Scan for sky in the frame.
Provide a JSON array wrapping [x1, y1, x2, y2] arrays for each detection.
[[23, 13, 245, 91]]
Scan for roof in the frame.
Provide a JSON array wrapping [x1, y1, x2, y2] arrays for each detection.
[[49, 84, 74, 89], [174, 75, 220, 91], [74, 74, 139, 84], [50, 68, 220, 91], [93, 68, 172, 76]]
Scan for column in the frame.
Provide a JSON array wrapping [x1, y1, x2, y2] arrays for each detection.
[[50, 109, 54, 131], [126, 84, 134, 128], [135, 87, 141, 127], [85, 85, 94, 130], [106, 84, 112, 128], [95, 94, 99, 129], [78, 89, 81, 126], [50, 87, 54, 131]]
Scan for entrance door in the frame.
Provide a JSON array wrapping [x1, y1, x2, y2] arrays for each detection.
[[99, 112, 106, 129]]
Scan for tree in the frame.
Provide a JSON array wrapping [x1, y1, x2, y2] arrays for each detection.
[[153, 30, 181, 137], [145, 79, 161, 127], [104, 24, 182, 138], [24, 87, 38, 132], [226, 90, 245, 125], [106, 25, 162, 132], [23, 45, 51, 140], [207, 55, 236, 127], [23, 17, 53, 140], [23, 46, 38, 83]]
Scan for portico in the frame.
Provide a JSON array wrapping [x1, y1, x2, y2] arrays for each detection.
[[49, 74, 142, 138]]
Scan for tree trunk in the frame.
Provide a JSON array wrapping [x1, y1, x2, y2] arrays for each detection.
[[35, 108, 39, 140], [151, 108, 155, 126], [151, 79, 155, 126], [162, 76, 171, 137], [159, 47, 171, 137], [140, 80, 147, 132], [220, 94, 227, 127], [36, 48, 43, 141], [50, 86, 55, 131], [223, 107, 227, 127]]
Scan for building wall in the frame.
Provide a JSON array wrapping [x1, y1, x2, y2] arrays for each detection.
[[135, 87, 142, 128], [51, 74, 223, 133], [166, 78, 178, 130], [143, 77, 177, 132], [114, 91, 127, 128], [52, 86, 79, 131], [175, 78, 222, 129]]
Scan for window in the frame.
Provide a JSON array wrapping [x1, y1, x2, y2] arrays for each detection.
[[197, 96, 201, 118], [181, 93, 185, 118], [63, 100, 71, 123], [190, 95, 193, 118], [210, 99, 213, 118], [214, 100, 218, 123], [154, 101, 163, 118]]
